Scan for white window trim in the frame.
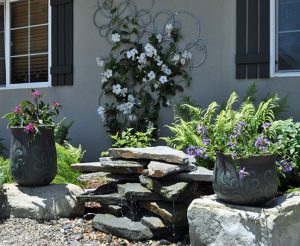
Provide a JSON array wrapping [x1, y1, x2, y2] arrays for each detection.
[[270, 0, 300, 77], [0, 0, 51, 90]]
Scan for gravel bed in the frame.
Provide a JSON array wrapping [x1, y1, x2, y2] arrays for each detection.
[[0, 218, 189, 246]]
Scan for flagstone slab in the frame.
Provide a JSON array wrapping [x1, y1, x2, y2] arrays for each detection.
[[147, 161, 196, 178], [109, 146, 189, 164], [117, 183, 162, 201], [141, 216, 166, 230], [77, 172, 139, 184], [93, 214, 153, 241], [168, 166, 213, 182], [77, 193, 128, 206]]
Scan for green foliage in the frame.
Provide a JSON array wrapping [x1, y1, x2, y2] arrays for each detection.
[[270, 119, 300, 172], [163, 92, 280, 169], [55, 118, 74, 145], [111, 128, 155, 148], [0, 143, 84, 185]]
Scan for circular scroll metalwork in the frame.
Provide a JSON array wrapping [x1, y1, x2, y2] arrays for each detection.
[[93, 0, 207, 70]]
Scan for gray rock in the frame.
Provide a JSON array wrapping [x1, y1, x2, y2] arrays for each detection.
[[147, 161, 196, 178], [109, 146, 189, 164], [100, 157, 148, 167], [93, 214, 153, 241], [77, 193, 128, 206], [1, 184, 84, 220], [170, 166, 213, 182], [141, 216, 166, 230], [117, 183, 162, 201], [139, 201, 188, 224], [71, 162, 144, 174], [77, 172, 139, 183], [139, 175, 196, 201], [187, 192, 300, 246], [100, 205, 127, 217]]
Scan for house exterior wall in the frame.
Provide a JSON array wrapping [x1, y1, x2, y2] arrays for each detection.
[[0, 0, 299, 161]]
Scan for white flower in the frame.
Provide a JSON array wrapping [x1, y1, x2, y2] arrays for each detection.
[[159, 76, 168, 84], [162, 65, 172, 75], [126, 48, 138, 60], [147, 71, 156, 80], [101, 77, 108, 84], [96, 57, 104, 67], [144, 43, 157, 58], [117, 102, 134, 115], [180, 58, 186, 65], [111, 33, 121, 43], [128, 94, 135, 103], [120, 88, 128, 97], [103, 69, 113, 78], [97, 106, 106, 121], [128, 114, 137, 121], [166, 100, 171, 107], [166, 23, 173, 36], [143, 77, 148, 83], [155, 56, 163, 66], [112, 84, 122, 95], [157, 60, 163, 67], [154, 82, 160, 89], [171, 53, 180, 63], [137, 53, 147, 64], [156, 34, 163, 43], [182, 50, 192, 60], [147, 121, 154, 129]]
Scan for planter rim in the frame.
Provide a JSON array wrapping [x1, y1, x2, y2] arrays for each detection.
[[9, 125, 55, 129], [216, 151, 277, 161]]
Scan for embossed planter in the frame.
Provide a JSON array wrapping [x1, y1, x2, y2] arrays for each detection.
[[10, 126, 57, 186], [213, 152, 278, 206]]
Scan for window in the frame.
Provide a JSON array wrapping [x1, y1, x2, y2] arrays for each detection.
[[1, 0, 50, 89], [271, 0, 300, 76]]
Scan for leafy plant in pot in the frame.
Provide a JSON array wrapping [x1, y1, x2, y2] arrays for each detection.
[[2, 90, 62, 186], [164, 92, 292, 205]]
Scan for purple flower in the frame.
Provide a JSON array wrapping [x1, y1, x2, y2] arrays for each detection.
[[31, 90, 41, 97], [24, 122, 36, 134], [202, 137, 211, 146], [255, 135, 270, 151], [231, 151, 237, 158], [239, 167, 250, 180], [14, 105, 22, 113], [279, 160, 293, 173], [262, 122, 272, 129], [227, 142, 235, 149], [196, 125, 208, 135], [186, 146, 209, 159]]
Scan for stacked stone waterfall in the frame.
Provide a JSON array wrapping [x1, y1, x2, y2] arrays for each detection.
[[72, 146, 212, 241]]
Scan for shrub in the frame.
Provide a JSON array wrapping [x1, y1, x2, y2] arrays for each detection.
[[0, 139, 6, 157], [55, 118, 74, 145]]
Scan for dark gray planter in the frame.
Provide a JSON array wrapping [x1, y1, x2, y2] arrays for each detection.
[[10, 127, 57, 186], [213, 152, 278, 206]]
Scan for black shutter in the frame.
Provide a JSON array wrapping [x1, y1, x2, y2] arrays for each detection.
[[236, 0, 270, 79], [50, 0, 73, 86]]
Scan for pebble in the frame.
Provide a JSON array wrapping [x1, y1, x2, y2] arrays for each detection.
[[0, 218, 190, 246]]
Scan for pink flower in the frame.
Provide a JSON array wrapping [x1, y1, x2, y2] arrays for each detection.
[[31, 90, 41, 97], [24, 122, 36, 134], [52, 101, 61, 108], [14, 106, 22, 113]]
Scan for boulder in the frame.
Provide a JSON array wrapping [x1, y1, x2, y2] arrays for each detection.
[[0, 184, 84, 220], [139, 175, 196, 201], [77, 172, 139, 184], [109, 146, 189, 164], [117, 183, 162, 201], [141, 216, 166, 230], [139, 201, 188, 224], [187, 192, 300, 246], [169, 166, 213, 182], [77, 193, 128, 206], [93, 214, 153, 241], [147, 161, 196, 178]]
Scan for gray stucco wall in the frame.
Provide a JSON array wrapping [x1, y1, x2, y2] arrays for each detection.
[[0, 0, 299, 161]]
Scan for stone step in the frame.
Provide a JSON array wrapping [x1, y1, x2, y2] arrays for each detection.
[[139, 201, 188, 224], [109, 146, 189, 164], [77, 193, 128, 206], [77, 172, 139, 184], [71, 162, 144, 174], [146, 160, 196, 178], [99, 157, 148, 167], [99, 205, 127, 217], [93, 214, 153, 241], [141, 216, 166, 231], [167, 166, 213, 182], [139, 175, 197, 201], [117, 183, 162, 201]]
